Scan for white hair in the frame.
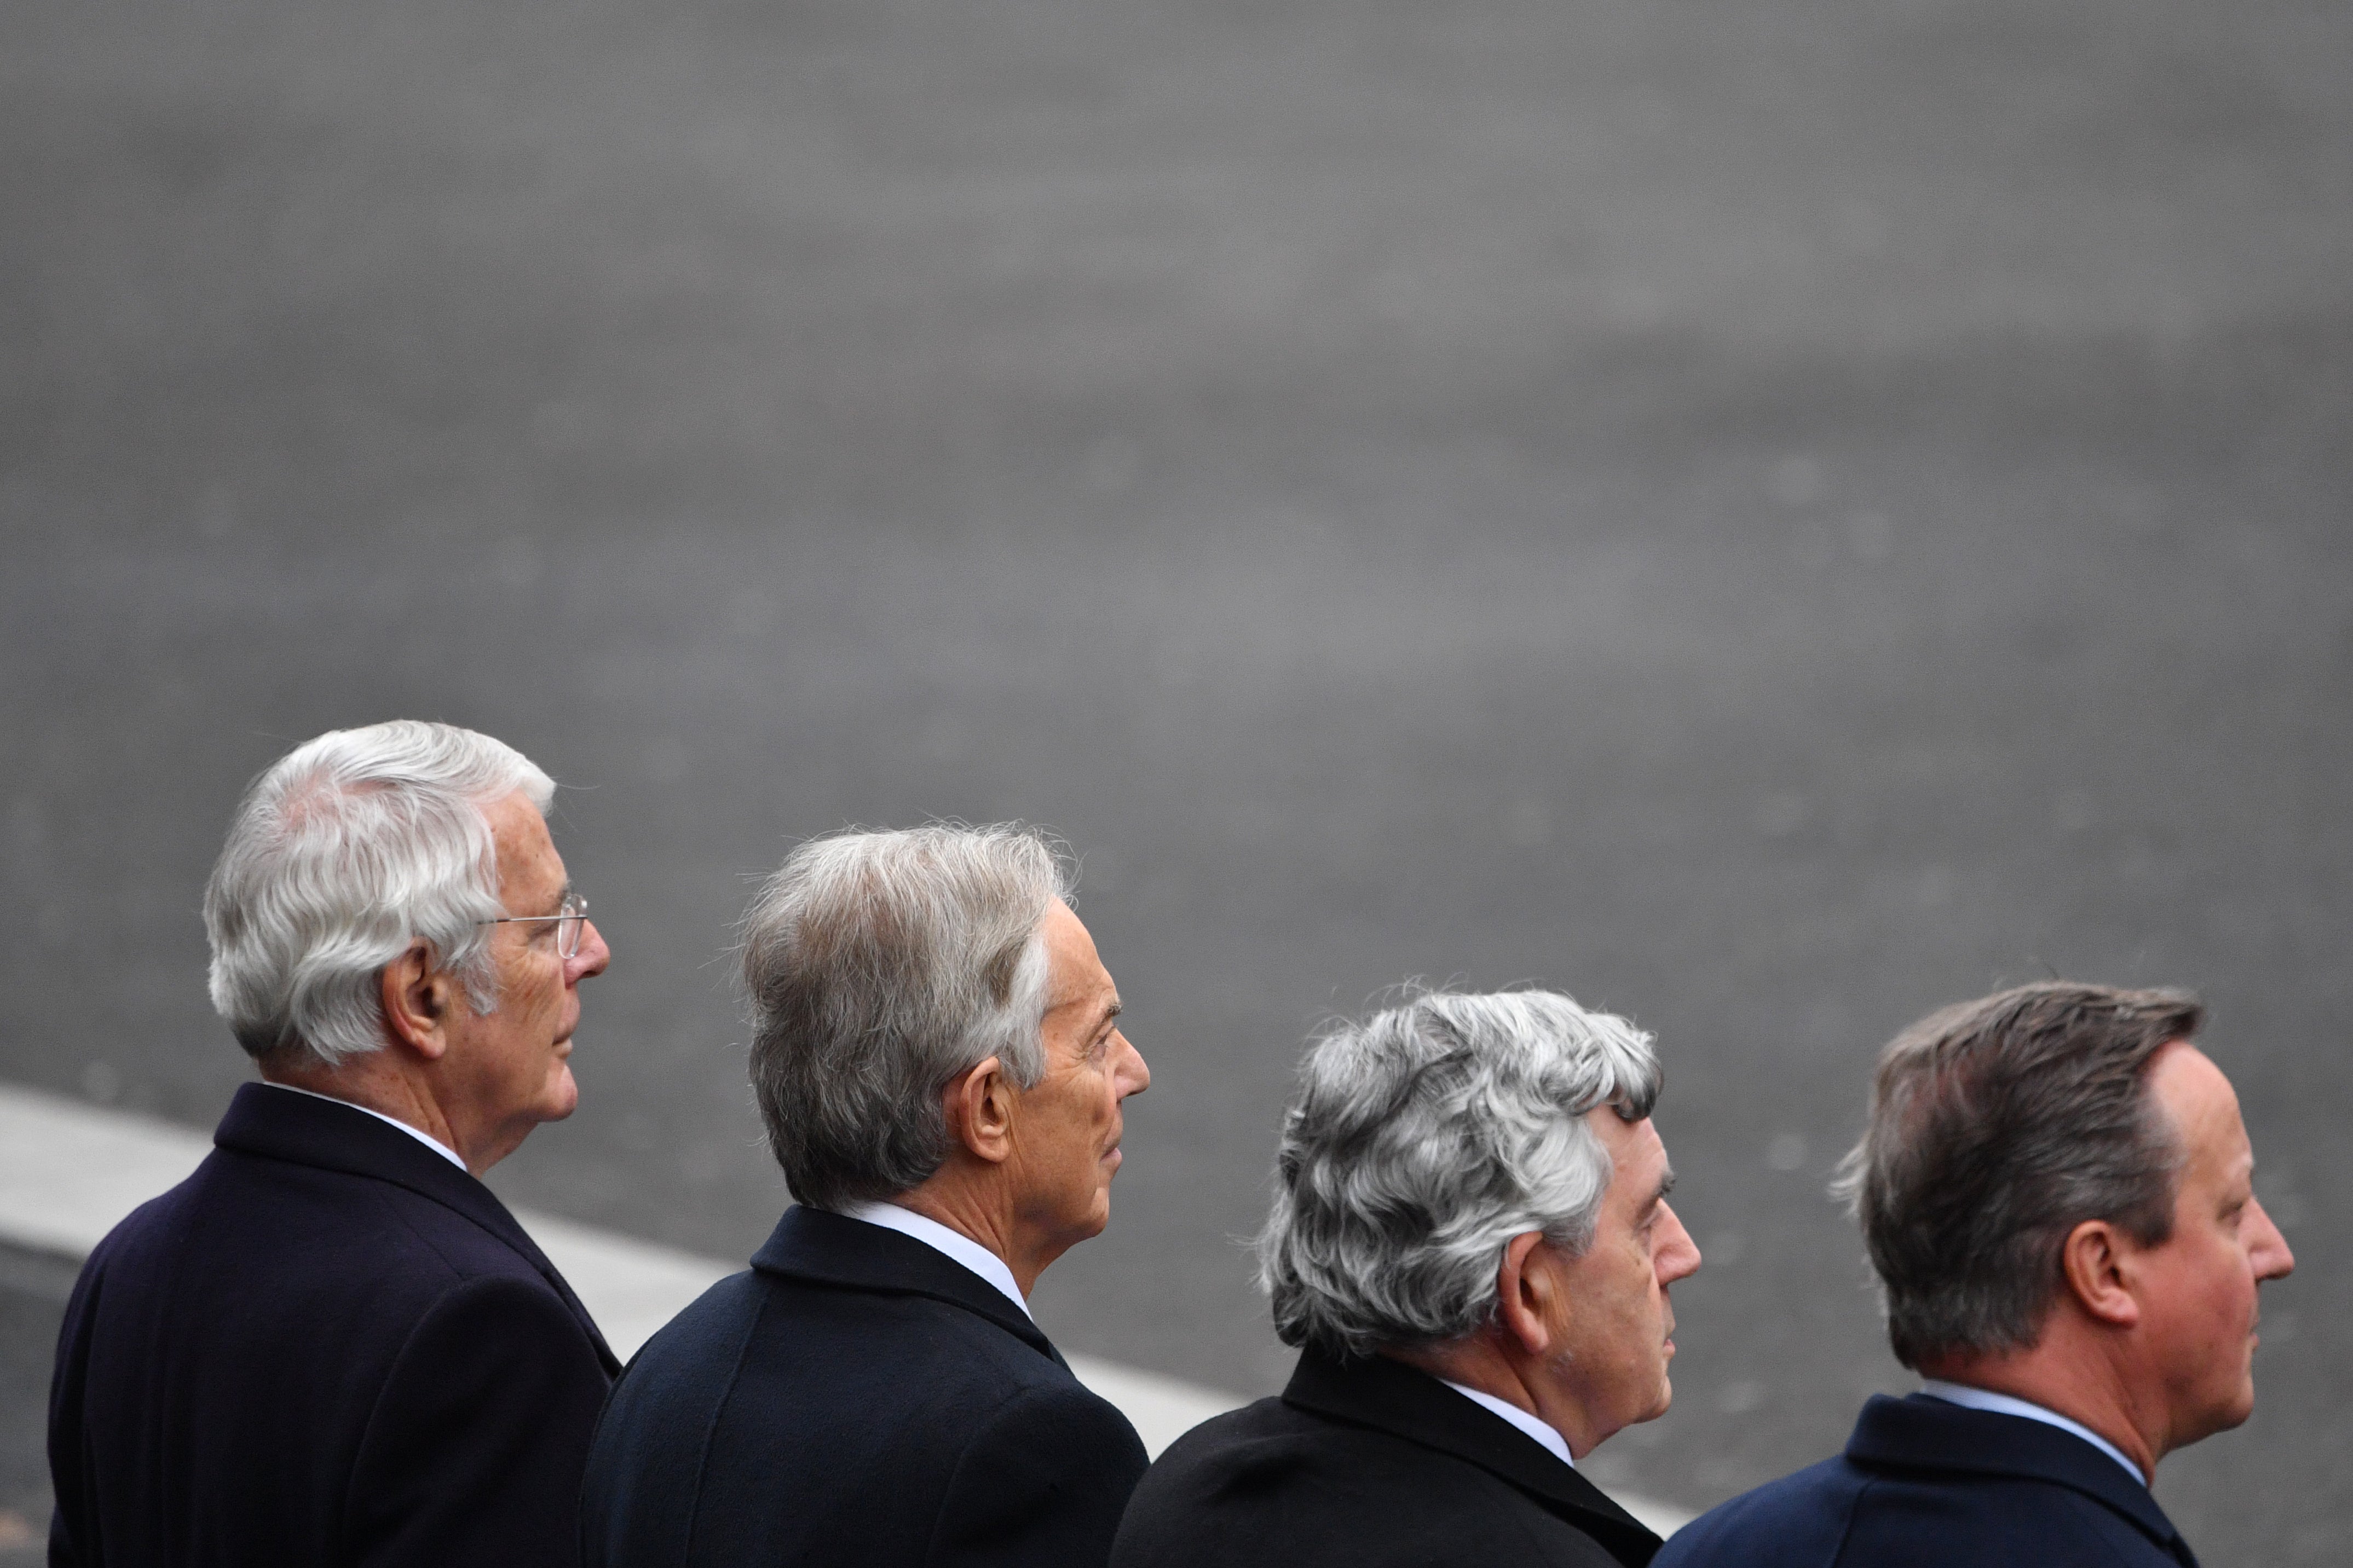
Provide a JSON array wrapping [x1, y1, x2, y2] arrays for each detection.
[[1258, 988, 1662, 1359], [741, 824, 1071, 1211], [203, 721, 555, 1069]]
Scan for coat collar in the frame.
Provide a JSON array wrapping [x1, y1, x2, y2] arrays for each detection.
[[752, 1205, 1066, 1368], [1848, 1393, 2192, 1561], [1282, 1347, 1661, 1565], [214, 1082, 620, 1373]]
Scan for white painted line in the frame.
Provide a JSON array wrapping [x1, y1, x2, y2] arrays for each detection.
[[510, 1211, 734, 1359], [0, 1081, 1689, 1532], [0, 1087, 213, 1260], [1061, 1352, 1247, 1460]]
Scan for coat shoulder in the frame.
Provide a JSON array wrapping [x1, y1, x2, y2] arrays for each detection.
[[85, 1145, 544, 1307], [1114, 1397, 1625, 1568], [1657, 1457, 2183, 1568], [1651, 1457, 1862, 1568], [1835, 1468, 2184, 1567], [585, 1270, 1144, 1568]]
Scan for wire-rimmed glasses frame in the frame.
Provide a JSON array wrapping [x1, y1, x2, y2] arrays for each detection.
[[476, 893, 591, 958]]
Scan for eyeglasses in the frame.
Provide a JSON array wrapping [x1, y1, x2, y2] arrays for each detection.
[[477, 893, 591, 958]]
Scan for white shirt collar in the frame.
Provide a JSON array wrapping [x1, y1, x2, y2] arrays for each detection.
[[1919, 1380, 2147, 1486], [260, 1081, 469, 1172], [1439, 1379, 1575, 1468], [838, 1200, 1033, 1321]]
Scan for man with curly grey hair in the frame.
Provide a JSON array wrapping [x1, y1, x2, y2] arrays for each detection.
[[1656, 981, 2294, 1568], [1112, 988, 1700, 1568], [49, 720, 618, 1567], [583, 824, 1153, 1568]]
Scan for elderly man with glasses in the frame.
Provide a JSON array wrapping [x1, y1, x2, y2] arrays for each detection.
[[49, 720, 618, 1568]]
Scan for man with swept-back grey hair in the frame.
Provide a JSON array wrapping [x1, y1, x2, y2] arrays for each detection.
[[1657, 982, 2294, 1568], [1112, 988, 1700, 1568], [583, 823, 1153, 1568], [50, 720, 619, 1568]]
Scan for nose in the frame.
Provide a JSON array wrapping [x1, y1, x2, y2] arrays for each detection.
[[1114, 1031, 1150, 1099], [1655, 1201, 1702, 1286], [567, 919, 612, 982], [2247, 1195, 2296, 1283]]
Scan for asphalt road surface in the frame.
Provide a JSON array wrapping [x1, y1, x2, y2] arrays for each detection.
[[5, 0, 2350, 1557]]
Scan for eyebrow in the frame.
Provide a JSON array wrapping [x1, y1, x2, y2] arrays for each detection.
[[1648, 1169, 1676, 1210]]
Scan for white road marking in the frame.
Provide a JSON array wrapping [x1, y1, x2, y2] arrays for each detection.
[[0, 1081, 1690, 1534]]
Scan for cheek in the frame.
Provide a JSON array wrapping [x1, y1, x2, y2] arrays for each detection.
[[528, 963, 569, 1019], [2180, 1245, 2254, 1341]]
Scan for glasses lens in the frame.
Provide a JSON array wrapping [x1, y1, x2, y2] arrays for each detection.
[[560, 897, 587, 958]]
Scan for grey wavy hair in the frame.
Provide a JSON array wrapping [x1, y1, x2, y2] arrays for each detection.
[[1832, 981, 2199, 1369], [741, 824, 1072, 1212], [1258, 988, 1662, 1359], [204, 720, 555, 1069]]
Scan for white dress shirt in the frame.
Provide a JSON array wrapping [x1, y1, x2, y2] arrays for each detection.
[[261, 1081, 468, 1171], [1440, 1379, 1576, 1468], [839, 1200, 1034, 1321], [1919, 1379, 2147, 1486]]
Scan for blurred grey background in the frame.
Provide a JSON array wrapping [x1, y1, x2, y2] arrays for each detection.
[[4, 0, 2350, 1558]]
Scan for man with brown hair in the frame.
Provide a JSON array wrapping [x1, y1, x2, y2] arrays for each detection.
[[1657, 981, 2293, 1568]]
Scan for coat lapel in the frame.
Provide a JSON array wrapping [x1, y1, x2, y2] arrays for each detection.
[[1848, 1394, 2192, 1562], [751, 1205, 1065, 1367], [1282, 1348, 1661, 1565], [213, 1083, 621, 1372]]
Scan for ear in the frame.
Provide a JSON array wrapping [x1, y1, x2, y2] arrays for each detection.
[[1493, 1231, 1558, 1358], [2058, 1218, 2143, 1329], [378, 942, 456, 1062], [943, 1056, 1017, 1166]]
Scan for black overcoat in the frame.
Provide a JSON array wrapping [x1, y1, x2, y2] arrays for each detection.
[[48, 1081, 621, 1567], [1109, 1349, 1663, 1568], [579, 1204, 1148, 1568]]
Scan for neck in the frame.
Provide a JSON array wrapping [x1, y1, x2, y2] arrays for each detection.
[[261, 1053, 471, 1173], [1384, 1335, 1593, 1459], [890, 1162, 1061, 1297], [1924, 1329, 2160, 1479]]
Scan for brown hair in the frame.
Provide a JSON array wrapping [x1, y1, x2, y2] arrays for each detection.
[[1832, 981, 2200, 1369]]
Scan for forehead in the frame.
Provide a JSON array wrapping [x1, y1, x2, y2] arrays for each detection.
[[1592, 1110, 1668, 1197], [1041, 900, 1116, 1008], [2150, 1043, 2252, 1176], [485, 791, 564, 904]]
